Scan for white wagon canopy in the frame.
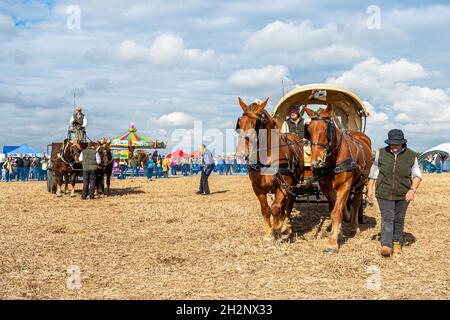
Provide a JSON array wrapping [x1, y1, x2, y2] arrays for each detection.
[[273, 83, 369, 132]]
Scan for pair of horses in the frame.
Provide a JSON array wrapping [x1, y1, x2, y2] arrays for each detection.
[[51, 140, 113, 197], [236, 98, 373, 253]]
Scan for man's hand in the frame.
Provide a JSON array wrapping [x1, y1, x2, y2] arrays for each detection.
[[367, 190, 375, 206], [405, 190, 415, 202]]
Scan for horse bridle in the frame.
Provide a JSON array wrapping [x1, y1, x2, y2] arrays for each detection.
[[309, 116, 336, 161], [235, 112, 266, 135]]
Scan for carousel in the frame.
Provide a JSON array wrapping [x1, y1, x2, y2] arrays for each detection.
[[110, 123, 166, 160]]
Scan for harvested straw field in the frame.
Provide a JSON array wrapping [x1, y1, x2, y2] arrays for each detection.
[[0, 173, 449, 300]]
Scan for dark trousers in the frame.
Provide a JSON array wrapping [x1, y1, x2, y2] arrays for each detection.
[[377, 198, 410, 247], [82, 170, 97, 199], [199, 165, 213, 194]]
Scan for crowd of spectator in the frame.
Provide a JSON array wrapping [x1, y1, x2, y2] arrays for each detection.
[[0, 155, 49, 182], [114, 151, 248, 180]]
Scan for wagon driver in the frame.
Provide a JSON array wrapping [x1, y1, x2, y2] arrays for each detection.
[[280, 105, 305, 140], [69, 106, 87, 143]]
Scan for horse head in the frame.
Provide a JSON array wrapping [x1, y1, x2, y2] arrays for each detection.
[[97, 140, 112, 167], [304, 104, 336, 169], [65, 140, 83, 164], [235, 97, 272, 161]]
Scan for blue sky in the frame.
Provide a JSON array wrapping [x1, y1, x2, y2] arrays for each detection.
[[1, 0, 449, 153]]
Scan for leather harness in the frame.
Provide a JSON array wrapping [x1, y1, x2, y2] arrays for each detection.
[[309, 116, 367, 186]]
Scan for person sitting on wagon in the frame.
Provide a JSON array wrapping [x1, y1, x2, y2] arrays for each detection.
[[69, 106, 87, 142], [280, 105, 305, 140]]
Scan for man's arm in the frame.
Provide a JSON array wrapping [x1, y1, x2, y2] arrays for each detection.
[[79, 152, 83, 162], [280, 121, 289, 134], [405, 157, 422, 202], [366, 150, 380, 205], [69, 116, 74, 125], [83, 116, 87, 127], [96, 152, 101, 165]]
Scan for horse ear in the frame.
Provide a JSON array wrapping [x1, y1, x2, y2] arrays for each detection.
[[238, 97, 248, 112], [304, 106, 315, 118], [256, 98, 269, 112]]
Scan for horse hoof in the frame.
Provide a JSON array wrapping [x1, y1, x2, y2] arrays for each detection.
[[56, 193, 62, 198], [323, 245, 339, 254]]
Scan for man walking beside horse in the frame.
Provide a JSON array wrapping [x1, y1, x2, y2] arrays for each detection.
[[79, 145, 101, 200]]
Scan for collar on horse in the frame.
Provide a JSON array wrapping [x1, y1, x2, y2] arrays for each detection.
[[236, 113, 299, 178], [309, 116, 365, 178], [59, 141, 76, 167]]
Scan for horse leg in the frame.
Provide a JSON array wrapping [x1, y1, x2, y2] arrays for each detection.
[[270, 188, 288, 238], [106, 174, 111, 195], [324, 182, 351, 253], [64, 174, 69, 194], [56, 174, 62, 197], [279, 193, 294, 238], [256, 193, 273, 238], [349, 187, 363, 235], [318, 177, 335, 212], [70, 173, 76, 197]]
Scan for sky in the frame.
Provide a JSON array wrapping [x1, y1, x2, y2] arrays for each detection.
[[1, 0, 449, 154]]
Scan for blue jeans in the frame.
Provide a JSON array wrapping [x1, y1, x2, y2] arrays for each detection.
[[41, 170, 48, 181], [23, 167, 29, 181], [147, 167, 154, 179], [119, 165, 128, 179], [171, 166, 176, 176], [436, 162, 443, 174]]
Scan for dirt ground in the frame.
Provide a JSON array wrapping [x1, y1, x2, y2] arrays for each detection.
[[0, 173, 449, 300]]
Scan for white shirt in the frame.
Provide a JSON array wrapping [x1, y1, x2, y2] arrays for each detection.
[[368, 148, 422, 180], [79, 150, 101, 164], [69, 114, 87, 127]]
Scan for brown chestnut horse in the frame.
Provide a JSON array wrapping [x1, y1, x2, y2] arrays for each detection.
[[51, 139, 83, 197], [236, 98, 304, 239], [96, 141, 113, 195], [304, 104, 373, 253]]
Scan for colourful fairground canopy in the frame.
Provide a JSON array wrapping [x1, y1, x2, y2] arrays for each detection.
[[167, 149, 191, 159], [110, 123, 166, 149]]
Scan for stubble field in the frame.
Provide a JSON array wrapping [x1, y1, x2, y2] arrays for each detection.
[[0, 173, 449, 299]]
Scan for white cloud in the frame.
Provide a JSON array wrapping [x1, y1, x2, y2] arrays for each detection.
[[242, 20, 368, 64], [244, 20, 340, 53], [327, 57, 450, 149], [114, 33, 215, 65], [228, 65, 292, 90], [0, 13, 15, 34], [148, 112, 198, 128]]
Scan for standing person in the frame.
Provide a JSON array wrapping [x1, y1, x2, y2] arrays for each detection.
[[79, 145, 100, 200], [118, 158, 128, 180], [23, 156, 31, 181], [34, 157, 42, 180], [15, 156, 24, 181], [41, 157, 49, 181], [197, 144, 214, 195], [155, 159, 162, 178], [162, 156, 170, 178], [147, 156, 154, 179], [130, 156, 138, 177], [170, 158, 176, 176], [434, 153, 443, 174], [5, 157, 14, 181], [1, 159, 6, 182], [367, 129, 422, 258], [69, 106, 87, 142]]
